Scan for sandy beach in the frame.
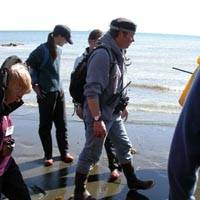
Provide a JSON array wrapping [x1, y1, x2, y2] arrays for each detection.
[[7, 105, 177, 200], [0, 28, 200, 200]]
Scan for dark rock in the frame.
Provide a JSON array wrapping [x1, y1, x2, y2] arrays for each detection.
[[0, 43, 24, 47]]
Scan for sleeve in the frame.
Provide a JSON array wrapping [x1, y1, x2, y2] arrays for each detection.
[[84, 48, 110, 98], [26, 45, 44, 84]]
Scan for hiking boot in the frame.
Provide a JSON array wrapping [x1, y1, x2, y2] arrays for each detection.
[[131, 179, 154, 190], [121, 162, 155, 190], [61, 153, 74, 163], [74, 189, 92, 200], [73, 172, 95, 200], [44, 159, 53, 167]]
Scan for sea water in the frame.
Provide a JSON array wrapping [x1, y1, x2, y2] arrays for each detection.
[[1, 31, 200, 126]]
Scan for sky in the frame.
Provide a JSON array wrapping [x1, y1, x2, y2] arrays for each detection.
[[1, 0, 200, 36]]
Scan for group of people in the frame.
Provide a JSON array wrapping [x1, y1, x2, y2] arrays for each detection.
[[0, 17, 200, 200]]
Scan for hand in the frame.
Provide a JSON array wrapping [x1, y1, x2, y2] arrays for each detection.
[[121, 107, 128, 121], [33, 84, 46, 99], [76, 106, 83, 119], [93, 120, 107, 138]]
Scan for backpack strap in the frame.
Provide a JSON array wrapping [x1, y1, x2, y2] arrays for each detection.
[[94, 44, 116, 74]]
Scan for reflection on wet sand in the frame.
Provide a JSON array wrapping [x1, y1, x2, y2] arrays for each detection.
[[12, 109, 173, 200], [18, 157, 169, 200]]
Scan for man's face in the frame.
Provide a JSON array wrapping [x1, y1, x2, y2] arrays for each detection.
[[118, 31, 135, 49]]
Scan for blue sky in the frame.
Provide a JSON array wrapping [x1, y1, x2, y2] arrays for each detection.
[[1, 0, 200, 36]]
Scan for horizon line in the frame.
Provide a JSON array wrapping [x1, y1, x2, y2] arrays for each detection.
[[0, 30, 199, 38]]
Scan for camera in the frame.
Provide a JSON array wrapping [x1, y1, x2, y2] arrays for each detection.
[[114, 96, 129, 114]]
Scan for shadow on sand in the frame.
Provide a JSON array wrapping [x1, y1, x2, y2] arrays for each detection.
[[18, 157, 169, 200]]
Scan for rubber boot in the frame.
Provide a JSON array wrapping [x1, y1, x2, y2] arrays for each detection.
[[73, 172, 92, 200], [121, 162, 154, 190]]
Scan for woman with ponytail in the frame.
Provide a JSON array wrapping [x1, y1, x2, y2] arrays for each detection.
[[26, 25, 74, 166]]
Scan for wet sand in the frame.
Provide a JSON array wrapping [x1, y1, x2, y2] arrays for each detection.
[[9, 106, 184, 199]]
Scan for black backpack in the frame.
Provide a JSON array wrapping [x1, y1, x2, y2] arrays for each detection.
[[69, 45, 115, 105]]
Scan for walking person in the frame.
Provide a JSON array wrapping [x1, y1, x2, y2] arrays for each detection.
[[73, 29, 122, 181], [72, 18, 154, 200], [0, 57, 32, 200], [26, 25, 74, 166]]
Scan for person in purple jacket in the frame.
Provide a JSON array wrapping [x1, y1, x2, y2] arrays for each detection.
[[0, 57, 32, 200], [168, 64, 200, 199]]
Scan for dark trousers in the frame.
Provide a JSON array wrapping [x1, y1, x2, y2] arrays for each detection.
[[0, 158, 31, 200], [104, 137, 121, 172], [38, 91, 68, 159]]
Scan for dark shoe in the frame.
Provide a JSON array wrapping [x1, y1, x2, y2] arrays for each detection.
[[44, 159, 53, 167], [61, 153, 74, 163], [109, 169, 121, 182], [74, 189, 92, 200], [131, 179, 154, 190], [121, 162, 154, 190], [69, 192, 96, 200], [73, 172, 94, 200]]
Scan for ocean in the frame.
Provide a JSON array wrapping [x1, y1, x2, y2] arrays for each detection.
[[1, 31, 200, 127]]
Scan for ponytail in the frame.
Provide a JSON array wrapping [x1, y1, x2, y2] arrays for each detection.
[[47, 32, 57, 60]]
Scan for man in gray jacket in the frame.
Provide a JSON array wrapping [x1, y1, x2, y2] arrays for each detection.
[[73, 18, 154, 200]]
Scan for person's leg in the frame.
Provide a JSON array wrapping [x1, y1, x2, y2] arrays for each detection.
[[108, 116, 154, 190], [38, 92, 55, 163], [168, 129, 198, 200], [104, 136, 121, 181], [2, 158, 31, 200], [74, 121, 106, 199], [104, 137, 121, 171], [53, 90, 73, 163]]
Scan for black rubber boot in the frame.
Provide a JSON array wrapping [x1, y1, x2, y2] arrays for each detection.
[[121, 162, 154, 190], [73, 172, 94, 200]]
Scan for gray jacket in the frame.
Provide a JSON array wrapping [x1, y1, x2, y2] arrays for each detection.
[[83, 32, 125, 122]]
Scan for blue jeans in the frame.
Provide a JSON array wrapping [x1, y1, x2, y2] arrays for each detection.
[[76, 116, 132, 174], [104, 137, 122, 172]]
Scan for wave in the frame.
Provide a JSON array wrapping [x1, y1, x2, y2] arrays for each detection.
[[130, 83, 181, 92], [24, 101, 181, 114], [128, 102, 181, 114], [67, 118, 176, 127], [125, 119, 176, 127]]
